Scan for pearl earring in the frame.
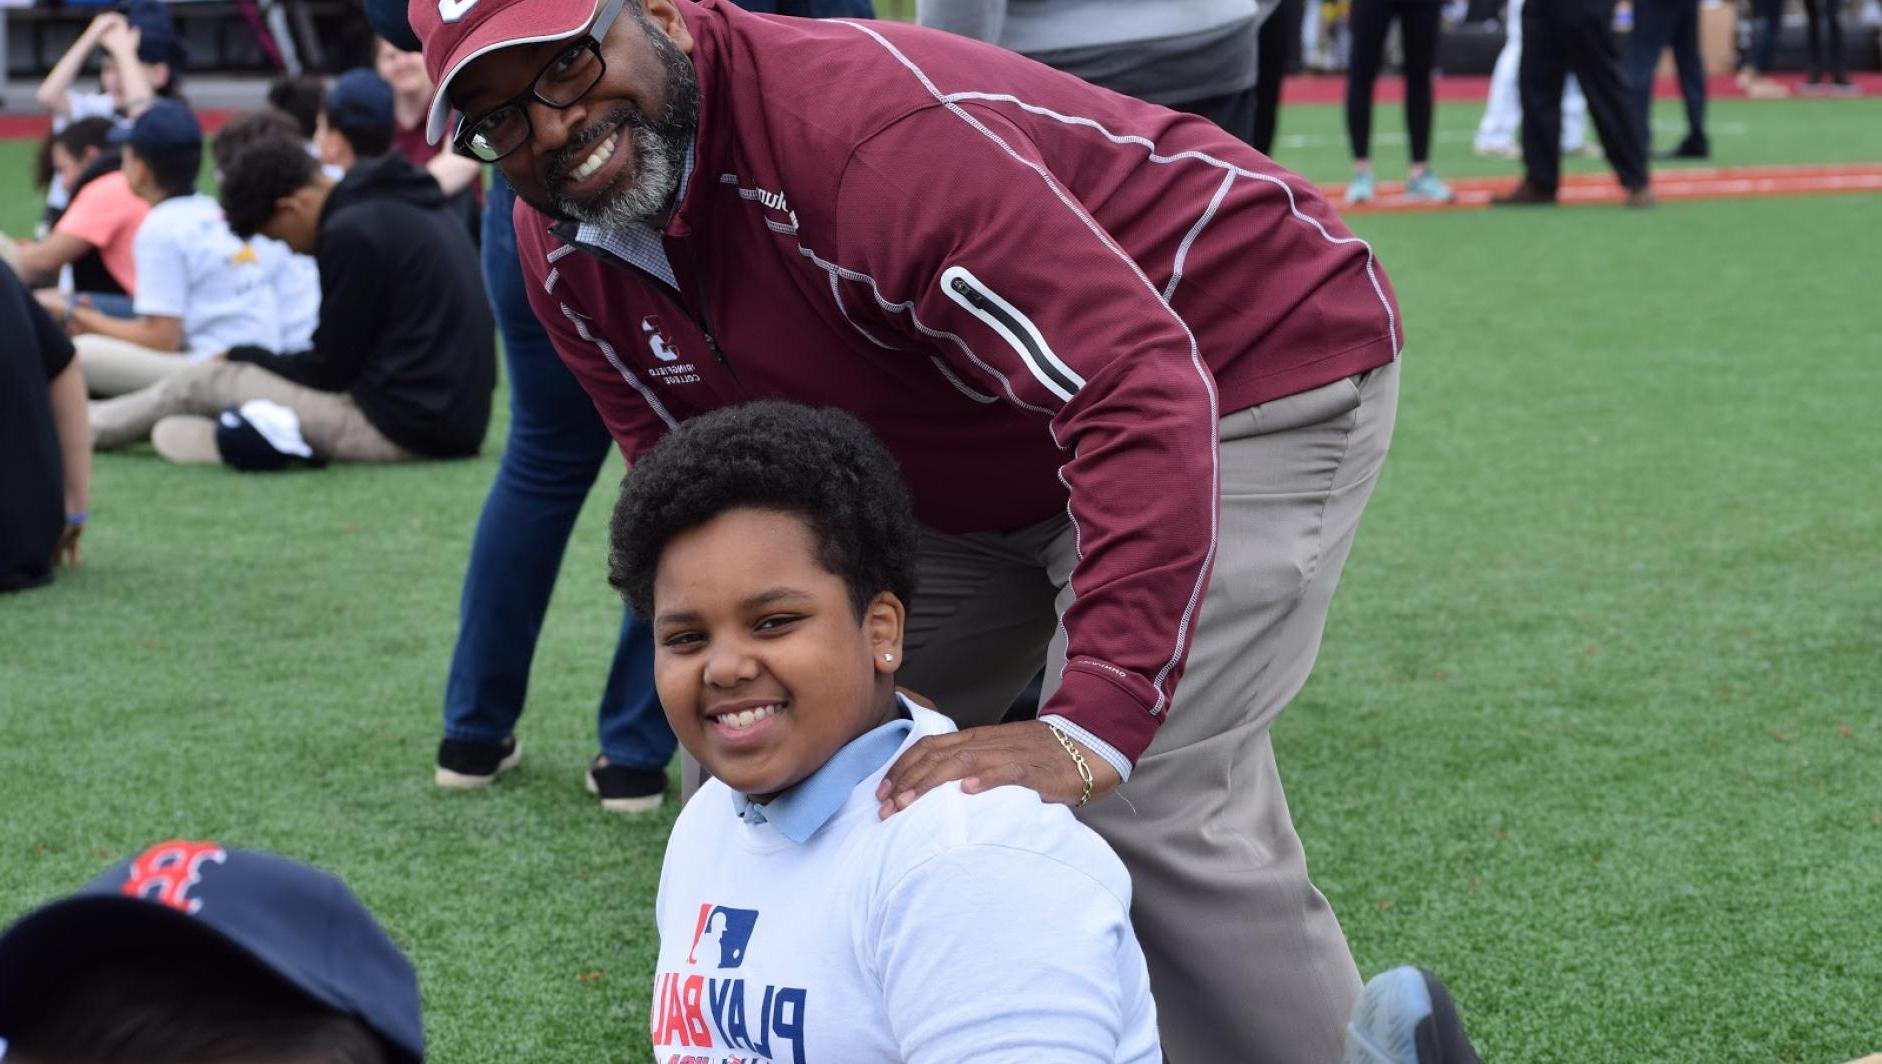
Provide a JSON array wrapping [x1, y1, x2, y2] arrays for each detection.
[[884, 653, 894, 662]]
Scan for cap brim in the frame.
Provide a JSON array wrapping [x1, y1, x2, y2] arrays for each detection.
[[0, 896, 419, 1063], [424, 0, 607, 145], [0, 897, 253, 1022]]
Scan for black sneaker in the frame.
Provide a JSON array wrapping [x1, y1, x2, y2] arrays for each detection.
[[434, 736, 521, 790], [1659, 136, 1710, 160], [1344, 966, 1482, 1064], [586, 756, 666, 814]]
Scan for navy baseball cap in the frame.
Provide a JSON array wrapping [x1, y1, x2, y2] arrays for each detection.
[[120, 0, 189, 68], [113, 98, 203, 158], [216, 398, 329, 471], [325, 67, 396, 133], [0, 841, 424, 1061]]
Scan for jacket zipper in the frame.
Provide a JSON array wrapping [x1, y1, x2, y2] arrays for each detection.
[[574, 236, 746, 397], [942, 265, 1084, 403]]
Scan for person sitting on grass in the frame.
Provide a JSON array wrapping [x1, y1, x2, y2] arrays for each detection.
[[58, 99, 283, 398], [211, 108, 324, 353], [0, 261, 90, 594], [87, 134, 493, 466], [0, 117, 136, 320], [314, 68, 397, 176], [34, 0, 185, 131], [610, 402, 1160, 1062], [0, 840, 424, 1064], [3, 119, 148, 311]]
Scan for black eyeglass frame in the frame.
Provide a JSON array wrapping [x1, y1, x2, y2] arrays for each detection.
[[451, 0, 628, 163]]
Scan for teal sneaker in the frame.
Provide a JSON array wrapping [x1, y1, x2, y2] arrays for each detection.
[[1405, 171, 1456, 203], [1345, 170, 1376, 206]]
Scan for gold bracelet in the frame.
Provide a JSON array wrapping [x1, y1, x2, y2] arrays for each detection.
[[1045, 723, 1094, 808]]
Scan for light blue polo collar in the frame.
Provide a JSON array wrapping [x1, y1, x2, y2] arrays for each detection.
[[732, 697, 914, 845]]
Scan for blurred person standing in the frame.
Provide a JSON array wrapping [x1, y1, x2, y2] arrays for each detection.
[[1492, 0, 1653, 206], [1342, 0, 1456, 203], [1474, 0, 1591, 158], [1739, 0, 1789, 96], [1801, 0, 1854, 90], [376, 39, 485, 241], [0, 261, 90, 594], [919, 0, 1267, 143], [1625, 0, 1710, 157], [364, 0, 688, 812], [1253, 0, 1304, 153]]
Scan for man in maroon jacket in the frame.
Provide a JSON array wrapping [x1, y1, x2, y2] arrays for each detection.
[[415, 0, 1402, 1056]]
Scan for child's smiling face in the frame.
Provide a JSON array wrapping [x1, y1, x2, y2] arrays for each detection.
[[651, 507, 904, 800]]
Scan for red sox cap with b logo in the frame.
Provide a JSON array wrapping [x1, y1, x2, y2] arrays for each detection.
[[408, 0, 613, 145], [0, 840, 425, 1061]]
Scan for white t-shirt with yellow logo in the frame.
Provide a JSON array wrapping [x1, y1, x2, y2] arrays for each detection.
[[132, 193, 281, 359]]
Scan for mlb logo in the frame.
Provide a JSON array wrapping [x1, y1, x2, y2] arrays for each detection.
[[688, 903, 759, 969]]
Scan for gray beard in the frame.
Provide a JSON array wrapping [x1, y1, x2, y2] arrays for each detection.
[[546, 12, 698, 230], [555, 119, 681, 229]]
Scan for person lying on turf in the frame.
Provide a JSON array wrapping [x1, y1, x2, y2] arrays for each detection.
[[610, 401, 1160, 1062]]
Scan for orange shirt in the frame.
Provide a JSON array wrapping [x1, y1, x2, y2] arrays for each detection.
[[54, 172, 149, 294]]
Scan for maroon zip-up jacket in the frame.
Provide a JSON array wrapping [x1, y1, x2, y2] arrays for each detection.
[[516, 0, 1401, 769]]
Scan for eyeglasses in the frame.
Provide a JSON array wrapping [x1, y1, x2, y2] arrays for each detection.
[[452, 0, 626, 162]]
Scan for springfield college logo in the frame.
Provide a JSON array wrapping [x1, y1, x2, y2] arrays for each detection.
[[120, 840, 228, 914]]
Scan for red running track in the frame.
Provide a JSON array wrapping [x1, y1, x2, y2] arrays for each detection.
[[1329, 161, 1882, 211], [0, 72, 1872, 139]]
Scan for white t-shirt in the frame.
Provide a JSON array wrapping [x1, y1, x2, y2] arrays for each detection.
[[651, 704, 1161, 1064], [131, 194, 281, 359], [255, 236, 321, 352]]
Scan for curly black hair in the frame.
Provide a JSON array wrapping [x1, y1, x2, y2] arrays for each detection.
[[609, 402, 919, 621], [217, 135, 319, 239], [211, 108, 303, 174]]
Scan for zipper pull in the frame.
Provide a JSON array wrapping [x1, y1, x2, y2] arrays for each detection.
[[950, 276, 992, 310]]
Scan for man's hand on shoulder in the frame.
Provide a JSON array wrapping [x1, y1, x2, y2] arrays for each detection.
[[875, 719, 1122, 820]]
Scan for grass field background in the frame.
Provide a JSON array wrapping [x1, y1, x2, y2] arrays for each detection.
[[2, 95, 1879, 1061]]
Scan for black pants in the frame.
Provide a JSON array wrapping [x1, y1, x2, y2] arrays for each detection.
[[1625, 0, 1706, 147], [1519, 0, 1649, 192], [1345, 0, 1443, 162], [1253, 0, 1305, 154], [1175, 88, 1259, 146], [1803, 0, 1847, 79]]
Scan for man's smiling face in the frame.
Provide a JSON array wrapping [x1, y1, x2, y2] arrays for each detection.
[[451, 0, 700, 228]]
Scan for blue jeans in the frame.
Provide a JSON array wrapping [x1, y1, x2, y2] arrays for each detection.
[[80, 292, 136, 318], [441, 175, 675, 772]]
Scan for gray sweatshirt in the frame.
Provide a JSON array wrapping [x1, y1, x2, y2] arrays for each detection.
[[918, 0, 1266, 102]]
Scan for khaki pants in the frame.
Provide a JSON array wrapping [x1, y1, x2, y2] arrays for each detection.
[[90, 361, 414, 462], [893, 360, 1402, 1063], [76, 335, 196, 397]]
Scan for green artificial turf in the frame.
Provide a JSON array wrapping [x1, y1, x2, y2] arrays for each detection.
[[2, 97, 1879, 1062]]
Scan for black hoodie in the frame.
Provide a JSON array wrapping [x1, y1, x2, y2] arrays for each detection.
[[228, 153, 494, 458]]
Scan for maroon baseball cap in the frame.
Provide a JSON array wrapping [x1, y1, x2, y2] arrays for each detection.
[[409, 0, 620, 145]]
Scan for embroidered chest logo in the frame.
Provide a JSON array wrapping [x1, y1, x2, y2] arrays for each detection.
[[120, 840, 229, 914], [642, 315, 680, 362]]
